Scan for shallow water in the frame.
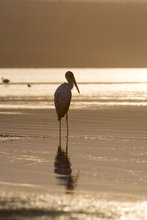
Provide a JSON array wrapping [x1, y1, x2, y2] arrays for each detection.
[[0, 108, 147, 220], [1, 68, 147, 109], [1, 69, 147, 219], [0, 192, 147, 220]]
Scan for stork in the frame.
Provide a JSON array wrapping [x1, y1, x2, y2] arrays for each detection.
[[54, 71, 80, 145]]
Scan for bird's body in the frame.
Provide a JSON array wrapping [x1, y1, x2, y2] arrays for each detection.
[[54, 82, 72, 121], [54, 71, 80, 145], [1, 78, 10, 84]]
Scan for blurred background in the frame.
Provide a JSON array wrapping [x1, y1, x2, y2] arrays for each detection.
[[0, 0, 147, 68]]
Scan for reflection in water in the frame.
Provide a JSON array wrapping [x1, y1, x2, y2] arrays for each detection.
[[54, 137, 79, 193]]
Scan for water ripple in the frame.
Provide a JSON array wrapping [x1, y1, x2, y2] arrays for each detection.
[[0, 193, 146, 220]]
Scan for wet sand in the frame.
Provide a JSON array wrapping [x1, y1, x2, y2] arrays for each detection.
[[0, 106, 147, 199]]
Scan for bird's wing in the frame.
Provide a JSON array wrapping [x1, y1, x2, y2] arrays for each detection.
[[54, 83, 72, 120]]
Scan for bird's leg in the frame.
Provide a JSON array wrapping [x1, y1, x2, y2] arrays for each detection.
[[59, 120, 61, 147], [66, 113, 69, 138], [66, 133, 69, 154]]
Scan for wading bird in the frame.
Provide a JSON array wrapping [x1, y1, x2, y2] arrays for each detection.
[[1, 77, 10, 84], [54, 71, 80, 145]]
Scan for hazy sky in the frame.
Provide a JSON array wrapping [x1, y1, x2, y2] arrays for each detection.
[[0, 0, 147, 67], [35, 0, 147, 1]]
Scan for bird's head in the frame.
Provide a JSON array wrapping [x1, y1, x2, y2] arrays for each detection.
[[65, 71, 80, 93]]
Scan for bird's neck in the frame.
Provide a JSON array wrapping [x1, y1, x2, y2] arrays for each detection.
[[66, 80, 73, 89]]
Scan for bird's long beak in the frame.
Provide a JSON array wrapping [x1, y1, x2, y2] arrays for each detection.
[[73, 76, 80, 93]]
